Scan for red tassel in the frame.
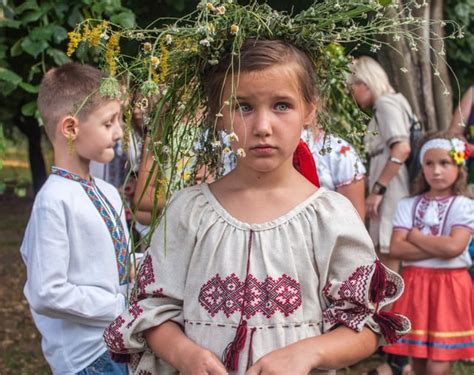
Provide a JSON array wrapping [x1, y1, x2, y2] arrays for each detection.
[[222, 319, 248, 371], [369, 259, 387, 304], [373, 311, 404, 344], [246, 327, 257, 370], [293, 139, 320, 187]]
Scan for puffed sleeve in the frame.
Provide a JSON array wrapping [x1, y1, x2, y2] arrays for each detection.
[[330, 138, 366, 188], [449, 197, 474, 233], [104, 187, 200, 374], [392, 197, 416, 232], [375, 96, 410, 147], [313, 191, 410, 344]]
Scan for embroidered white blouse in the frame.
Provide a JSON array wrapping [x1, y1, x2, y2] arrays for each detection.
[[105, 185, 409, 374], [392, 194, 474, 269], [21, 172, 129, 374], [302, 130, 366, 190]]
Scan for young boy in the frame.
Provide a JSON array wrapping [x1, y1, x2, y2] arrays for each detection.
[[20, 63, 129, 374]]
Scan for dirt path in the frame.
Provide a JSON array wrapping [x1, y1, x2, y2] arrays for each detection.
[[0, 194, 49, 374]]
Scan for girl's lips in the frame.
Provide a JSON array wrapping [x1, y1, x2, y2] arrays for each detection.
[[250, 145, 276, 155]]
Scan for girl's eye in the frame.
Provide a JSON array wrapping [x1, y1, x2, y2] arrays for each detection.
[[237, 103, 251, 113], [275, 102, 289, 111]]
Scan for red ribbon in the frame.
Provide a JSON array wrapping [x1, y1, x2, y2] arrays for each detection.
[[293, 139, 320, 187]]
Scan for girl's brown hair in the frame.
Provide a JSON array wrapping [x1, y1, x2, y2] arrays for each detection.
[[203, 38, 319, 117], [411, 130, 471, 197]]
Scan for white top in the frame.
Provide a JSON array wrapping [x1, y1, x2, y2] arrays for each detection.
[[392, 194, 474, 268], [302, 130, 366, 190], [20, 173, 129, 374], [104, 185, 409, 375]]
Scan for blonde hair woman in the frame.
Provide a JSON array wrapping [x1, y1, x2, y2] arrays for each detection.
[[349, 56, 412, 273]]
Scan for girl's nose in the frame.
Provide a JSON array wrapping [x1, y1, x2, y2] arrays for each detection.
[[114, 121, 124, 141], [252, 110, 272, 137]]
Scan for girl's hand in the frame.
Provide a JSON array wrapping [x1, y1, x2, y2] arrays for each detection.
[[366, 193, 383, 219], [178, 345, 228, 375], [407, 227, 421, 243], [246, 345, 313, 375]]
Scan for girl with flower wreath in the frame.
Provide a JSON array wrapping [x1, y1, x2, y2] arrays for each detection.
[[103, 35, 410, 374], [384, 131, 474, 374]]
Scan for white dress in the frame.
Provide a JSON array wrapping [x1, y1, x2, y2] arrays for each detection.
[[104, 185, 410, 374], [302, 130, 366, 191]]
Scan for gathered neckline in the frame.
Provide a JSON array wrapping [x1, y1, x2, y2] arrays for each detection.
[[199, 183, 325, 231]]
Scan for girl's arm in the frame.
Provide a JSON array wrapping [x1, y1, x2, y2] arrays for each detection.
[[449, 87, 473, 137], [407, 227, 472, 259], [246, 326, 378, 374], [337, 178, 365, 220], [133, 137, 166, 225], [389, 230, 432, 261], [145, 321, 228, 374]]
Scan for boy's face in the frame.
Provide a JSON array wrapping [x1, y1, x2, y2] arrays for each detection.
[[74, 100, 123, 164]]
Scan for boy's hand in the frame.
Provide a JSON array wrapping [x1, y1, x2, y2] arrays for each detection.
[[178, 345, 228, 375], [407, 227, 421, 243], [246, 345, 313, 375]]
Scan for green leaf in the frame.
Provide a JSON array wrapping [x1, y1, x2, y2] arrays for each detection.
[[21, 9, 44, 24], [378, 0, 393, 6], [0, 67, 22, 85], [47, 48, 72, 66], [19, 82, 40, 94], [91, 3, 106, 15], [67, 6, 84, 28], [30, 25, 55, 42], [0, 19, 22, 29], [10, 38, 24, 57], [15, 0, 38, 15], [52, 26, 68, 44], [21, 37, 48, 58], [110, 12, 136, 28], [21, 101, 37, 117]]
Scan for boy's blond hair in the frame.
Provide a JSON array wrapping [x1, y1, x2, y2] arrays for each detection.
[[348, 56, 395, 101], [37, 63, 106, 141]]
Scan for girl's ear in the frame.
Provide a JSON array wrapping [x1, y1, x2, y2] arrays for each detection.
[[303, 101, 317, 127], [59, 115, 79, 140]]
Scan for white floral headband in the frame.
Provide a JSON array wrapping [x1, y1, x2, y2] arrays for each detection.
[[419, 138, 471, 166]]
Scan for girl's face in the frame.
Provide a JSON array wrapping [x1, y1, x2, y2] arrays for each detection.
[[422, 148, 459, 197], [220, 63, 316, 175], [350, 81, 374, 109]]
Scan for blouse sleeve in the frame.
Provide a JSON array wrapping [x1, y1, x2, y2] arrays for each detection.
[[375, 96, 410, 147], [315, 192, 410, 344], [104, 188, 200, 372], [330, 139, 366, 188], [392, 197, 415, 232], [449, 197, 474, 234]]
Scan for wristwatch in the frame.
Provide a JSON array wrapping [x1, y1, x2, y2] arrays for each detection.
[[372, 181, 387, 195]]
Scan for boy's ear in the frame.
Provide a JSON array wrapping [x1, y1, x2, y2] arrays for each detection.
[[59, 115, 79, 140]]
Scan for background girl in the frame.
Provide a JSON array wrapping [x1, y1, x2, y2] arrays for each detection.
[[104, 38, 409, 375], [384, 131, 474, 375]]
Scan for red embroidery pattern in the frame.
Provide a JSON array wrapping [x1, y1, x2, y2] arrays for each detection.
[[414, 196, 452, 235], [199, 273, 302, 319], [104, 316, 126, 353], [337, 265, 371, 305], [126, 303, 144, 328], [130, 254, 165, 304], [129, 353, 143, 372]]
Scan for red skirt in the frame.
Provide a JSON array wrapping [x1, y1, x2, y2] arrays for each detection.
[[384, 266, 474, 361]]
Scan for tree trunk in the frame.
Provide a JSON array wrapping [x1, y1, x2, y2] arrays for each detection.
[[377, 0, 451, 132]]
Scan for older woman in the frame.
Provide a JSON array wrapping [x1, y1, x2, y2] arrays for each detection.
[[349, 56, 412, 273]]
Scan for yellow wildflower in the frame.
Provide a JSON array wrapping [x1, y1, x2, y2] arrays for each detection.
[[105, 32, 120, 76], [159, 41, 169, 82], [150, 56, 160, 67], [143, 42, 152, 52], [207, 22, 215, 34], [207, 2, 215, 11], [67, 31, 81, 56], [230, 24, 239, 35], [87, 20, 109, 47], [216, 6, 225, 15]]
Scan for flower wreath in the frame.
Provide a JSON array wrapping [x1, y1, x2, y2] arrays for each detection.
[[449, 138, 471, 166], [67, 0, 458, 228]]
